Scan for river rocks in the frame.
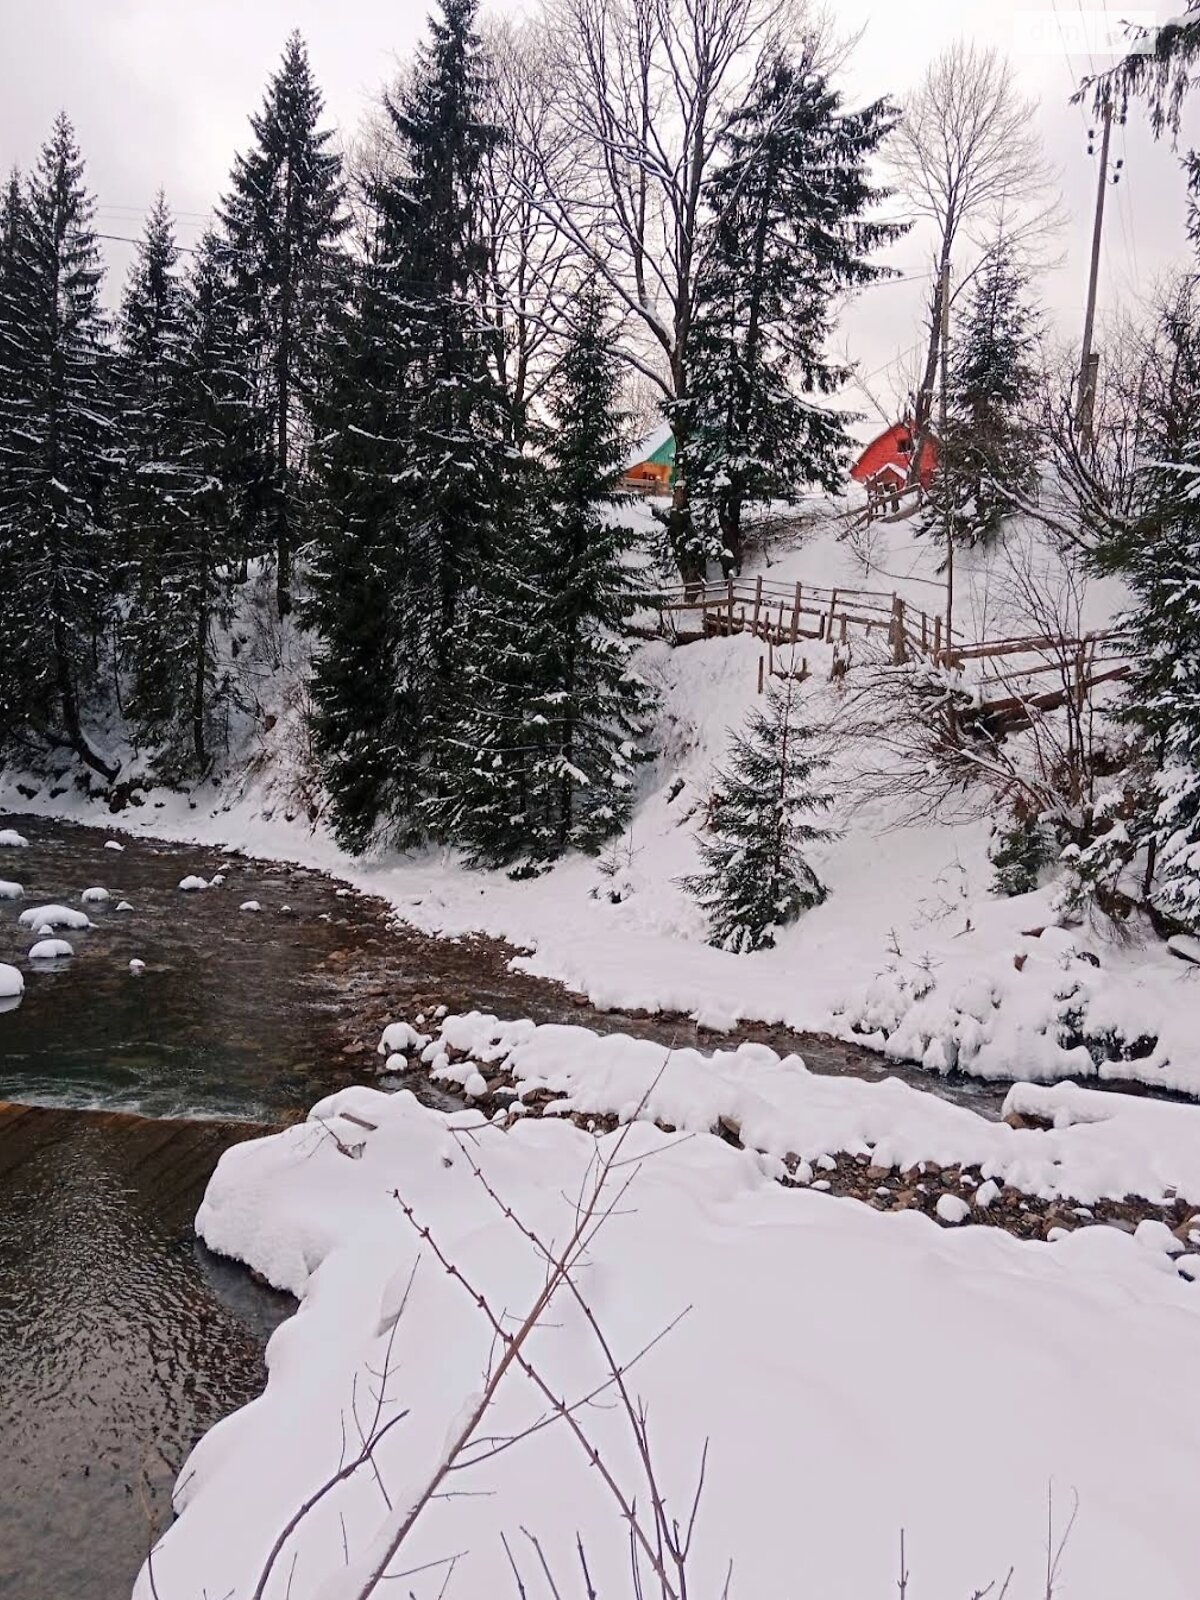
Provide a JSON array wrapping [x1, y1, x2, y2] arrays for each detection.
[[129, 959, 146, 974], [1135, 1219, 1184, 1256], [239, 901, 262, 913], [974, 1179, 1001, 1210], [18, 904, 92, 931], [0, 880, 22, 899], [0, 963, 23, 998], [178, 876, 208, 892], [935, 1194, 971, 1225], [29, 939, 73, 960], [103, 840, 125, 852], [116, 901, 134, 912], [81, 887, 111, 904], [0, 829, 29, 848]]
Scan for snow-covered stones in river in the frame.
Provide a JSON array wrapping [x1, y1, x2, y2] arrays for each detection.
[[0, 963, 23, 998], [0, 829, 29, 848], [18, 904, 92, 931], [377, 1020, 430, 1058], [239, 901, 262, 913], [209, 873, 226, 887], [29, 939, 73, 960], [178, 875, 209, 892], [935, 1194, 971, 1226], [129, 958, 146, 975], [80, 887, 111, 904], [0, 880, 22, 900], [116, 901, 134, 913], [103, 839, 125, 853], [974, 1179, 1001, 1211]]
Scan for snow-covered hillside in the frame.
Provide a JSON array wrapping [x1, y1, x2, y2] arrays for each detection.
[[8, 501, 1194, 1097]]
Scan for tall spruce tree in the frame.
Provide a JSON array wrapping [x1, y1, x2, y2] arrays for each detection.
[[114, 194, 191, 733], [306, 213, 422, 851], [1115, 278, 1200, 926], [429, 285, 653, 868], [684, 674, 834, 952], [386, 0, 506, 702], [684, 47, 902, 575], [154, 232, 251, 773], [924, 237, 1040, 547], [308, 0, 506, 849], [219, 31, 347, 616], [0, 115, 115, 777]]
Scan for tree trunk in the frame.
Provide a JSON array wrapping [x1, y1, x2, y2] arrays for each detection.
[[909, 245, 951, 486], [54, 621, 118, 781]]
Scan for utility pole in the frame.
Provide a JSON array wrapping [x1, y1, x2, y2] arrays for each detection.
[[1076, 96, 1123, 448], [940, 257, 953, 650]]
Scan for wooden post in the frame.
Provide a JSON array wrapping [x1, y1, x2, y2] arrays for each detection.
[[768, 637, 774, 680], [791, 583, 801, 644], [839, 615, 848, 643], [891, 596, 906, 665], [921, 613, 928, 652], [757, 654, 765, 694], [752, 574, 763, 638], [933, 614, 942, 658], [828, 588, 838, 647], [727, 578, 735, 637]]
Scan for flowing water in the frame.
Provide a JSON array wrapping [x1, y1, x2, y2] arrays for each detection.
[[0, 811, 1005, 1600]]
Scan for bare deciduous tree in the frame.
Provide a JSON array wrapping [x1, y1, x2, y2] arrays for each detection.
[[530, 0, 796, 584], [889, 42, 1057, 466]]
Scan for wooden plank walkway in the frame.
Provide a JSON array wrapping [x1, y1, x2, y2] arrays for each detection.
[[656, 577, 1130, 724]]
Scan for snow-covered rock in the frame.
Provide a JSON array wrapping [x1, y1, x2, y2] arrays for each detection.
[[974, 1178, 1001, 1210], [0, 963, 23, 998], [18, 904, 91, 931], [1135, 1219, 1184, 1256], [238, 900, 261, 913], [129, 958, 146, 974], [29, 939, 73, 960], [377, 1021, 429, 1057], [103, 839, 125, 852], [178, 876, 208, 892], [209, 873, 226, 887], [0, 880, 22, 900], [0, 829, 29, 848], [935, 1194, 971, 1225], [116, 901, 134, 912], [80, 886, 110, 904]]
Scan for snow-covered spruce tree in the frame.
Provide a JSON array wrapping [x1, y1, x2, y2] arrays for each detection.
[[219, 30, 347, 617], [158, 232, 254, 773], [683, 45, 901, 576], [0, 115, 116, 777], [921, 237, 1040, 548], [306, 210, 424, 851], [113, 195, 191, 734], [430, 283, 655, 868], [684, 674, 835, 952], [308, 0, 506, 850], [385, 0, 507, 706]]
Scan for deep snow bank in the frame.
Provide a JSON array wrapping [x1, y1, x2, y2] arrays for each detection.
[[138, 1086, 1200, 1600]]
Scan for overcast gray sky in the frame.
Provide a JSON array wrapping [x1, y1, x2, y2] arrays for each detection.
[[1, 0, 1196, 422]]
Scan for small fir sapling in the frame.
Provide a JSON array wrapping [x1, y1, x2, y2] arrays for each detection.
[[685, 673, 835, 952]]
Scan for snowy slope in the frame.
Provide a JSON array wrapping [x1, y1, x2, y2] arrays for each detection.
[[5, 507, 1188, 1096]]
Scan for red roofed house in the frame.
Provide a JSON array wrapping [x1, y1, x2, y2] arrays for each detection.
[[850, 420, 938, 511]]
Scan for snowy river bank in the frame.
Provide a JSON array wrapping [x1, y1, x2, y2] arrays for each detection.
[[6, 814, 1200, 1599], [0, 814, 927, 1600]]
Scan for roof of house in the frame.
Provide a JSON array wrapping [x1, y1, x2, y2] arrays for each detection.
[[624, 422, 675, 471]]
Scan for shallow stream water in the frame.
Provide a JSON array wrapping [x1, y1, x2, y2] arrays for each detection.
[[0, 811, 1004, 1600]]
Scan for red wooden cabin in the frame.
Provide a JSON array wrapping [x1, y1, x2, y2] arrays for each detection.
[[850, 420, 938, 495]]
